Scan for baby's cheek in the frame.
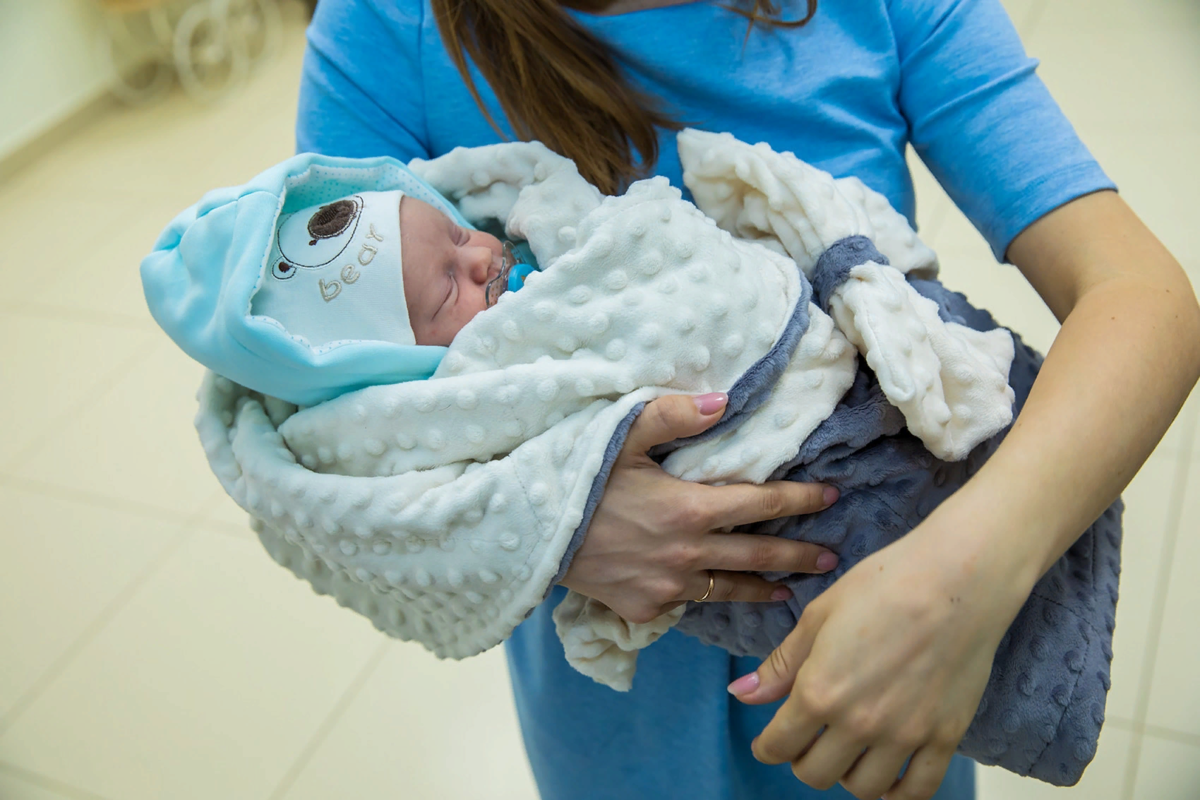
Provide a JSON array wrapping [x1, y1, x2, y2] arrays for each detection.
[[449, 302, 488, 343]]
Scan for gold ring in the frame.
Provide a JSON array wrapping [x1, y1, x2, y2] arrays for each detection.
[[695, 570, 715, 602]]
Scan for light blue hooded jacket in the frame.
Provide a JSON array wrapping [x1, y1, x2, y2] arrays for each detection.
[[141, 153, 470, 406]]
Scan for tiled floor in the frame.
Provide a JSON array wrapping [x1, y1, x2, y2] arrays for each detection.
[[0, 1, 1196, 798]]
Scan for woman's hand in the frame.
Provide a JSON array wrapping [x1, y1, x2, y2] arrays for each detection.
[[729, 504, 1033, 800], [561, 392, 841, 624]]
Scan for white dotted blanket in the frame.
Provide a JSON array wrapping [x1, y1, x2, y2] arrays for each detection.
[[195, 131, 1014, 689]]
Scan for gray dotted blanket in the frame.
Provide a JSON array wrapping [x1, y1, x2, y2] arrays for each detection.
[[671, 278, 1120, 785]]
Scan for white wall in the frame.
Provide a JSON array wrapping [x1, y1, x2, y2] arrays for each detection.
[[0, 0, 112, 162]]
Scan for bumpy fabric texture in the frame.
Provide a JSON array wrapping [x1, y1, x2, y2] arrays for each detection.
[[193, 132, 1119, 786], [673, 281, 1122, 785]]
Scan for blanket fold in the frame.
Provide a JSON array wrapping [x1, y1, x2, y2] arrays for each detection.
[[679, 130, 1016, 460]]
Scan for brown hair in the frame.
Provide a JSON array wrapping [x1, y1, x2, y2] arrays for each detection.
[[431, 1, 817, 195]]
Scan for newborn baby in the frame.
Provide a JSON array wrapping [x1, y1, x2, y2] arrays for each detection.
[[253, 187, 540, 381], [143, 131, 1121, 785], [141, 152, 538, 406]]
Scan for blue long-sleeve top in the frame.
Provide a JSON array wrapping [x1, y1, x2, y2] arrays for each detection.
[[295, 0, 1113, 260]]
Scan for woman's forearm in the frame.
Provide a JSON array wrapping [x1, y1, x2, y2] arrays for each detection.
[[926, 191, 1200, 592]]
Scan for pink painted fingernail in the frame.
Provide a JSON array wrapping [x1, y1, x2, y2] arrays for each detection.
[[693, 392, 728, 416], [728, 672, 760, 696], [770, 586, 793, 601], [822, 486, 839, 506], [816, 552, 839, 572]]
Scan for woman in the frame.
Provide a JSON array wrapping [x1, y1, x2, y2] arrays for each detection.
[[294, 1, 1200, 798]]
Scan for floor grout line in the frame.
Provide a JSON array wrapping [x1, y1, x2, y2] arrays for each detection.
[[0, 526, 199, 738], [0, 760, 116, 800], [267, 640, 394, 800], [195, 518, 257, 541], [0, 475, 249, 545], [0, 300, 156, 332], [1120, 408, 1198, 800], [0, 473, 203, 528], [0, 337, 163, 475], [1140, 723, 1200, 750], [0, 481, 223, 739]]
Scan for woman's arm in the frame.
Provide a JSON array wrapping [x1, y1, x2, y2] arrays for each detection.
[[729, 190, 1200, 800], [987, 190, 1200, 579]]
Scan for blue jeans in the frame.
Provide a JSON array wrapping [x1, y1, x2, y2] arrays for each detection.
[[506, 586, 975, 800]]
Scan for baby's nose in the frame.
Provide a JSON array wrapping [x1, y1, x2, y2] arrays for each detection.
[[464, 246, 494, 285]]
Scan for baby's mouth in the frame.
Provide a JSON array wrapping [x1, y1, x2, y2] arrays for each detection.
[[485, 242, 519, 308]]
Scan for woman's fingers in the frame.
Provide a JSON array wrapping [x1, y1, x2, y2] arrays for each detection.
[[565, 391, 843, 625], [789, 729, 867, 792], [705, 480, 838, 530], [730, 525, 1006, 800], [730, 609, 821, 706], [882, 744, 957, 800], [696, 570, 794, 604], [620, 392, 729, 460], [749, 691, 823, 764], [838, 744, 912, 800], [706, 533, 839, 575]]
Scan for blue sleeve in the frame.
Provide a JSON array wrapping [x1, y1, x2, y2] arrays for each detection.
[[891, 0, 1115, 261], [296, 0, 432, 162]]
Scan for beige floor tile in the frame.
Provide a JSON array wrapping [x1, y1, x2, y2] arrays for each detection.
[[0, 769, 84, 800], [199, 491, 256, 540], [279, 643, 538, 800], [1082, 131, 1200, 270], [1034, 0, 1200, 35], [907, 146, 951, 240], [1155, 385, 1199, 460], [998, 0, 1038, 34], [0, 485, 185, 725], [0, 311, 158, 467], [1, 16, 305, 217], [1130, 733, 1200, 800], [1106, 452, 1181, 723], [1144, 457, 1200, 737], [0, 193, 142, 304], [10, 341, 224, 517], [1184, 261, 1200, 300], [1189, 389, 1200, 457], [0, 532, 385, 800], [17, 201, 176, 327], [976, 722, 1132, 800], [924, 202, 1002, 262], [31, 99, 296, 214], [1024, 16, 1200, 131]]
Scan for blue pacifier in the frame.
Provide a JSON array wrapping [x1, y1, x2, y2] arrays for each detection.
[[486, 240, 540, 307]]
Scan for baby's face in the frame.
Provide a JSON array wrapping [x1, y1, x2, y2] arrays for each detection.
[[400, 197, 504, 346]]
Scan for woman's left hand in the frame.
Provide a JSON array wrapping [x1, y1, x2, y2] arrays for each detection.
[[727, 509, 1035, 800]]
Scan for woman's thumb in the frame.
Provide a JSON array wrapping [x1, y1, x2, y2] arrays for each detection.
[[622, 392, 728, 456], [728, 622, 814, 704]]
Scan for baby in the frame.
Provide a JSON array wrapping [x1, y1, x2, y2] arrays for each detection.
[[143, 132, 1121, 785], [259, 188, 538, 354], [142, 151, 545, 407]]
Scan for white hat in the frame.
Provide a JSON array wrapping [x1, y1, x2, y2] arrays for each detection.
[[252, 189, 415, 348]]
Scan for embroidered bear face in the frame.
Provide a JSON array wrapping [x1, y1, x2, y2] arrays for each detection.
[[273, 196, 364, 280]]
